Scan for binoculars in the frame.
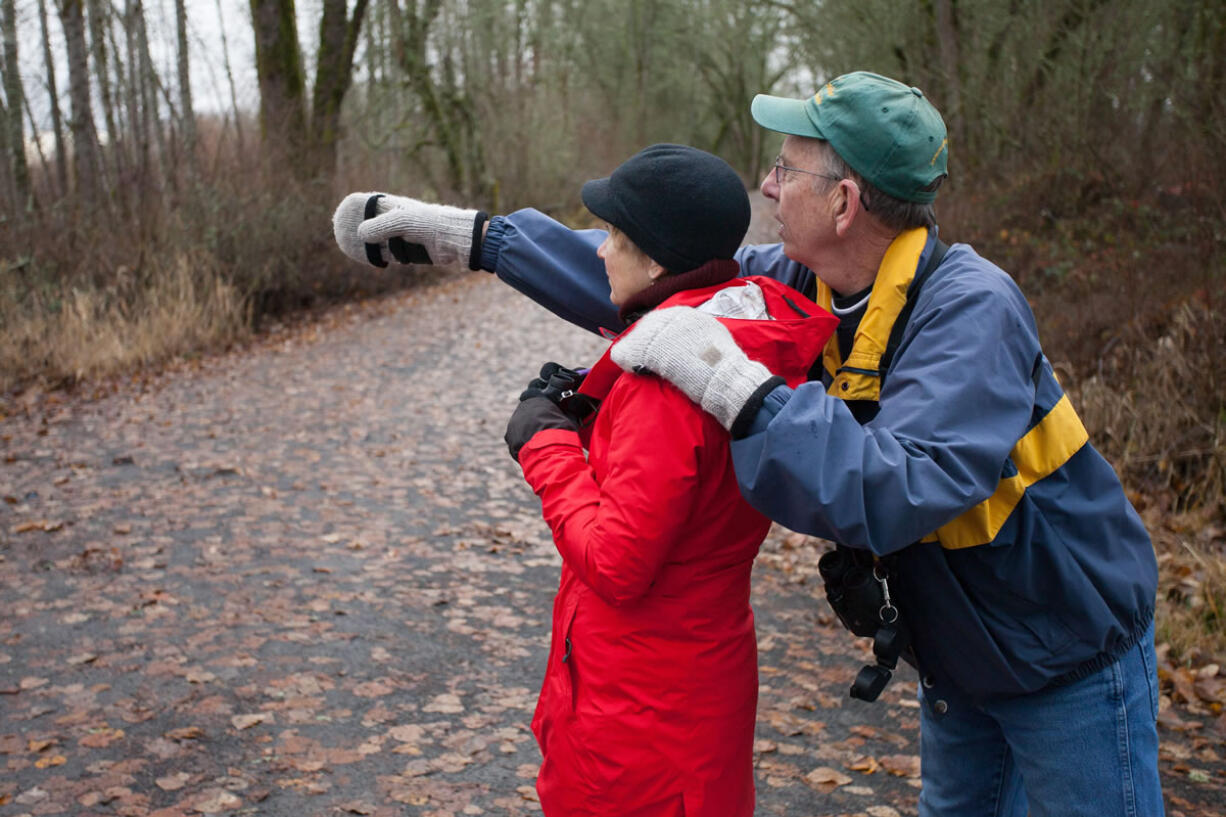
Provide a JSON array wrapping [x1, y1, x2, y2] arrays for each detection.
[[524, 363, 599, 423], [818, 546, 910, 702]]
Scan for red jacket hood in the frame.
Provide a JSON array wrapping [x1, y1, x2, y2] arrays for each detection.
[[582, 276, 837, 401], [655, 275, 836, 387]]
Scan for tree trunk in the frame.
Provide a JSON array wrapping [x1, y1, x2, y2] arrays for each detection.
[[23, 90, 52, 203], [214, 0, 245, 157], [134, 0, 167, 186], [249, 0, 307, 164], [388, 0, 488, 200], [174, 0, 195, 167], [87, 0, 125, 193], [37, 0, 68, 197], [933, 0, 963, 159], [309, 0, 370, 172], [59, 0, 103, 202], [123, 0, 150, 188], [1, 0, 30, 209]]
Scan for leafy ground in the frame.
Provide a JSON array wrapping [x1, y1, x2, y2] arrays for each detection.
[[1, 272, 1224, 816]]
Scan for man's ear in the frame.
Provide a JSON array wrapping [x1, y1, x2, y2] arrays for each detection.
[[647, 260, 669, 281], [833, 178, 864, 237]]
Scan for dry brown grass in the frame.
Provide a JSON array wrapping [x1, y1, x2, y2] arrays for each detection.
[[1070, 303, 1226, 514], [1057, 303, 1226, 665], [0, 148, 412, 397], [1149, 508, 1226, 665], [0, 254, 248, 392]]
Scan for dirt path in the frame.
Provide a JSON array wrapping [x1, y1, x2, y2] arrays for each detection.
[[2, 265, 1223, 817]]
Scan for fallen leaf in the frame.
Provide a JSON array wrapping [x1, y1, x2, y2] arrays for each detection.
[[156, 772, 192, 791], [191, 788, 242, 813], [423, 692, 464, 713], [867, 807, 902, 817], [15, 786, 48, 805], [166, 726, 204, 740], [80, 727, 125, 748], [35, 753, 66, 768], [879, 754, 921, 778], [849, 754, 880, 774], [14, 520, 62, 533], [230, 713, 273, 730], [804, 766, 852, 791], [352, 680, 394, 698], [389, 724, 425, 743]]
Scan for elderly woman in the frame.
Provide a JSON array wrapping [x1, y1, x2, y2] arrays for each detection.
[[504, 144, 836, 817]]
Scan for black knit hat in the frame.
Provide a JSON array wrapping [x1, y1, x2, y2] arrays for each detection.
[[581, 144, 751, 273]]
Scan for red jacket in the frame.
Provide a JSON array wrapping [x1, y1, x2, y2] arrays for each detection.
[[517, 277, 835, 817]]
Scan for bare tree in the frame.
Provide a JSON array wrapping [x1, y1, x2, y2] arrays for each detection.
[[214, 0, 245, 156], [1, 0, 31, 208], [933, 0, 964, 156], [250, 0, 307, 162], [123, 0, 150, 187], [309, 0, 370, 170], [387, 0, 489, 199], [133, 0, 167, 184], [87, 0, 125, 188], [37, 0, 68, 197], [58, 0, 103, 201], [175, 0, 195, 164]]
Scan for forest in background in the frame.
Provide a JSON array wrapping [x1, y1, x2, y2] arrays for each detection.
[[0, 0, 1223, 664]]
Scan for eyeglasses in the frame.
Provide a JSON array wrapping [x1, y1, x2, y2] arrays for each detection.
[[773, 157, 842, 186]]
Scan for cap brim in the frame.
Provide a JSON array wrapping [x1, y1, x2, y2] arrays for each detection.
[[750, 94, 823, 138], [581, 177, 624, 227]]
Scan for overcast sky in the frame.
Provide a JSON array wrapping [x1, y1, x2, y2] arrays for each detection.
[[13, 0, 332, 130]]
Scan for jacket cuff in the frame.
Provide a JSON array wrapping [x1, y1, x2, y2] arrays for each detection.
[[730, 376, 785, 440], [518, 427, 583, 461], [479, 216, 510, 272]]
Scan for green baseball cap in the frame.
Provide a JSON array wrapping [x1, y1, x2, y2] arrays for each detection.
[[751, 71, 949, 203]]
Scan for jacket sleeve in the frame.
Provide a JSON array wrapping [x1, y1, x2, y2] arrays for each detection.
[[515, 377, 706, 606], [730, 260, 1041, 555], [480, 209, 818, 333], [480, 209, 622, 336]]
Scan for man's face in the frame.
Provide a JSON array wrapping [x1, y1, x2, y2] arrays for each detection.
[[759, 136, 839, 269]]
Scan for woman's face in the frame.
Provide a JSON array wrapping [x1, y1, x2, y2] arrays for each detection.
[[597, 227, 661, 307]]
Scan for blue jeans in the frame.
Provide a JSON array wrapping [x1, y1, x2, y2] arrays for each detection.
[[917, 623, 1164, 817]]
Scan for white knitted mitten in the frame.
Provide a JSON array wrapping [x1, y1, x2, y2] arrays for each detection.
[[331, 192, 481, 268], [610, 306, 773, 430]]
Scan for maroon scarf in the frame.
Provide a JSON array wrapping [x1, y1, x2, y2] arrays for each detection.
[[617, 258, 741, 325]]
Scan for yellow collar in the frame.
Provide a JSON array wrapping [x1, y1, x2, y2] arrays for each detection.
[[815, 228, 929, 401]]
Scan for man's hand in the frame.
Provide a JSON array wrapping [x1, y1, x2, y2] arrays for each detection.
[[505, 396, 580, 462], [610, 306, 781, 432], [331, 192, 486, 269]]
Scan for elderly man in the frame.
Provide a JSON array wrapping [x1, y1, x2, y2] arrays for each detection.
[[333, 71, 1162, 817]]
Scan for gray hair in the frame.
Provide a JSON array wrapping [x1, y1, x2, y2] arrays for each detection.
[[815, 141, 941, 232]]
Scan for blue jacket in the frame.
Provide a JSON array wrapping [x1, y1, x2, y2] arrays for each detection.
[[482, 209, 1157, 711]]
